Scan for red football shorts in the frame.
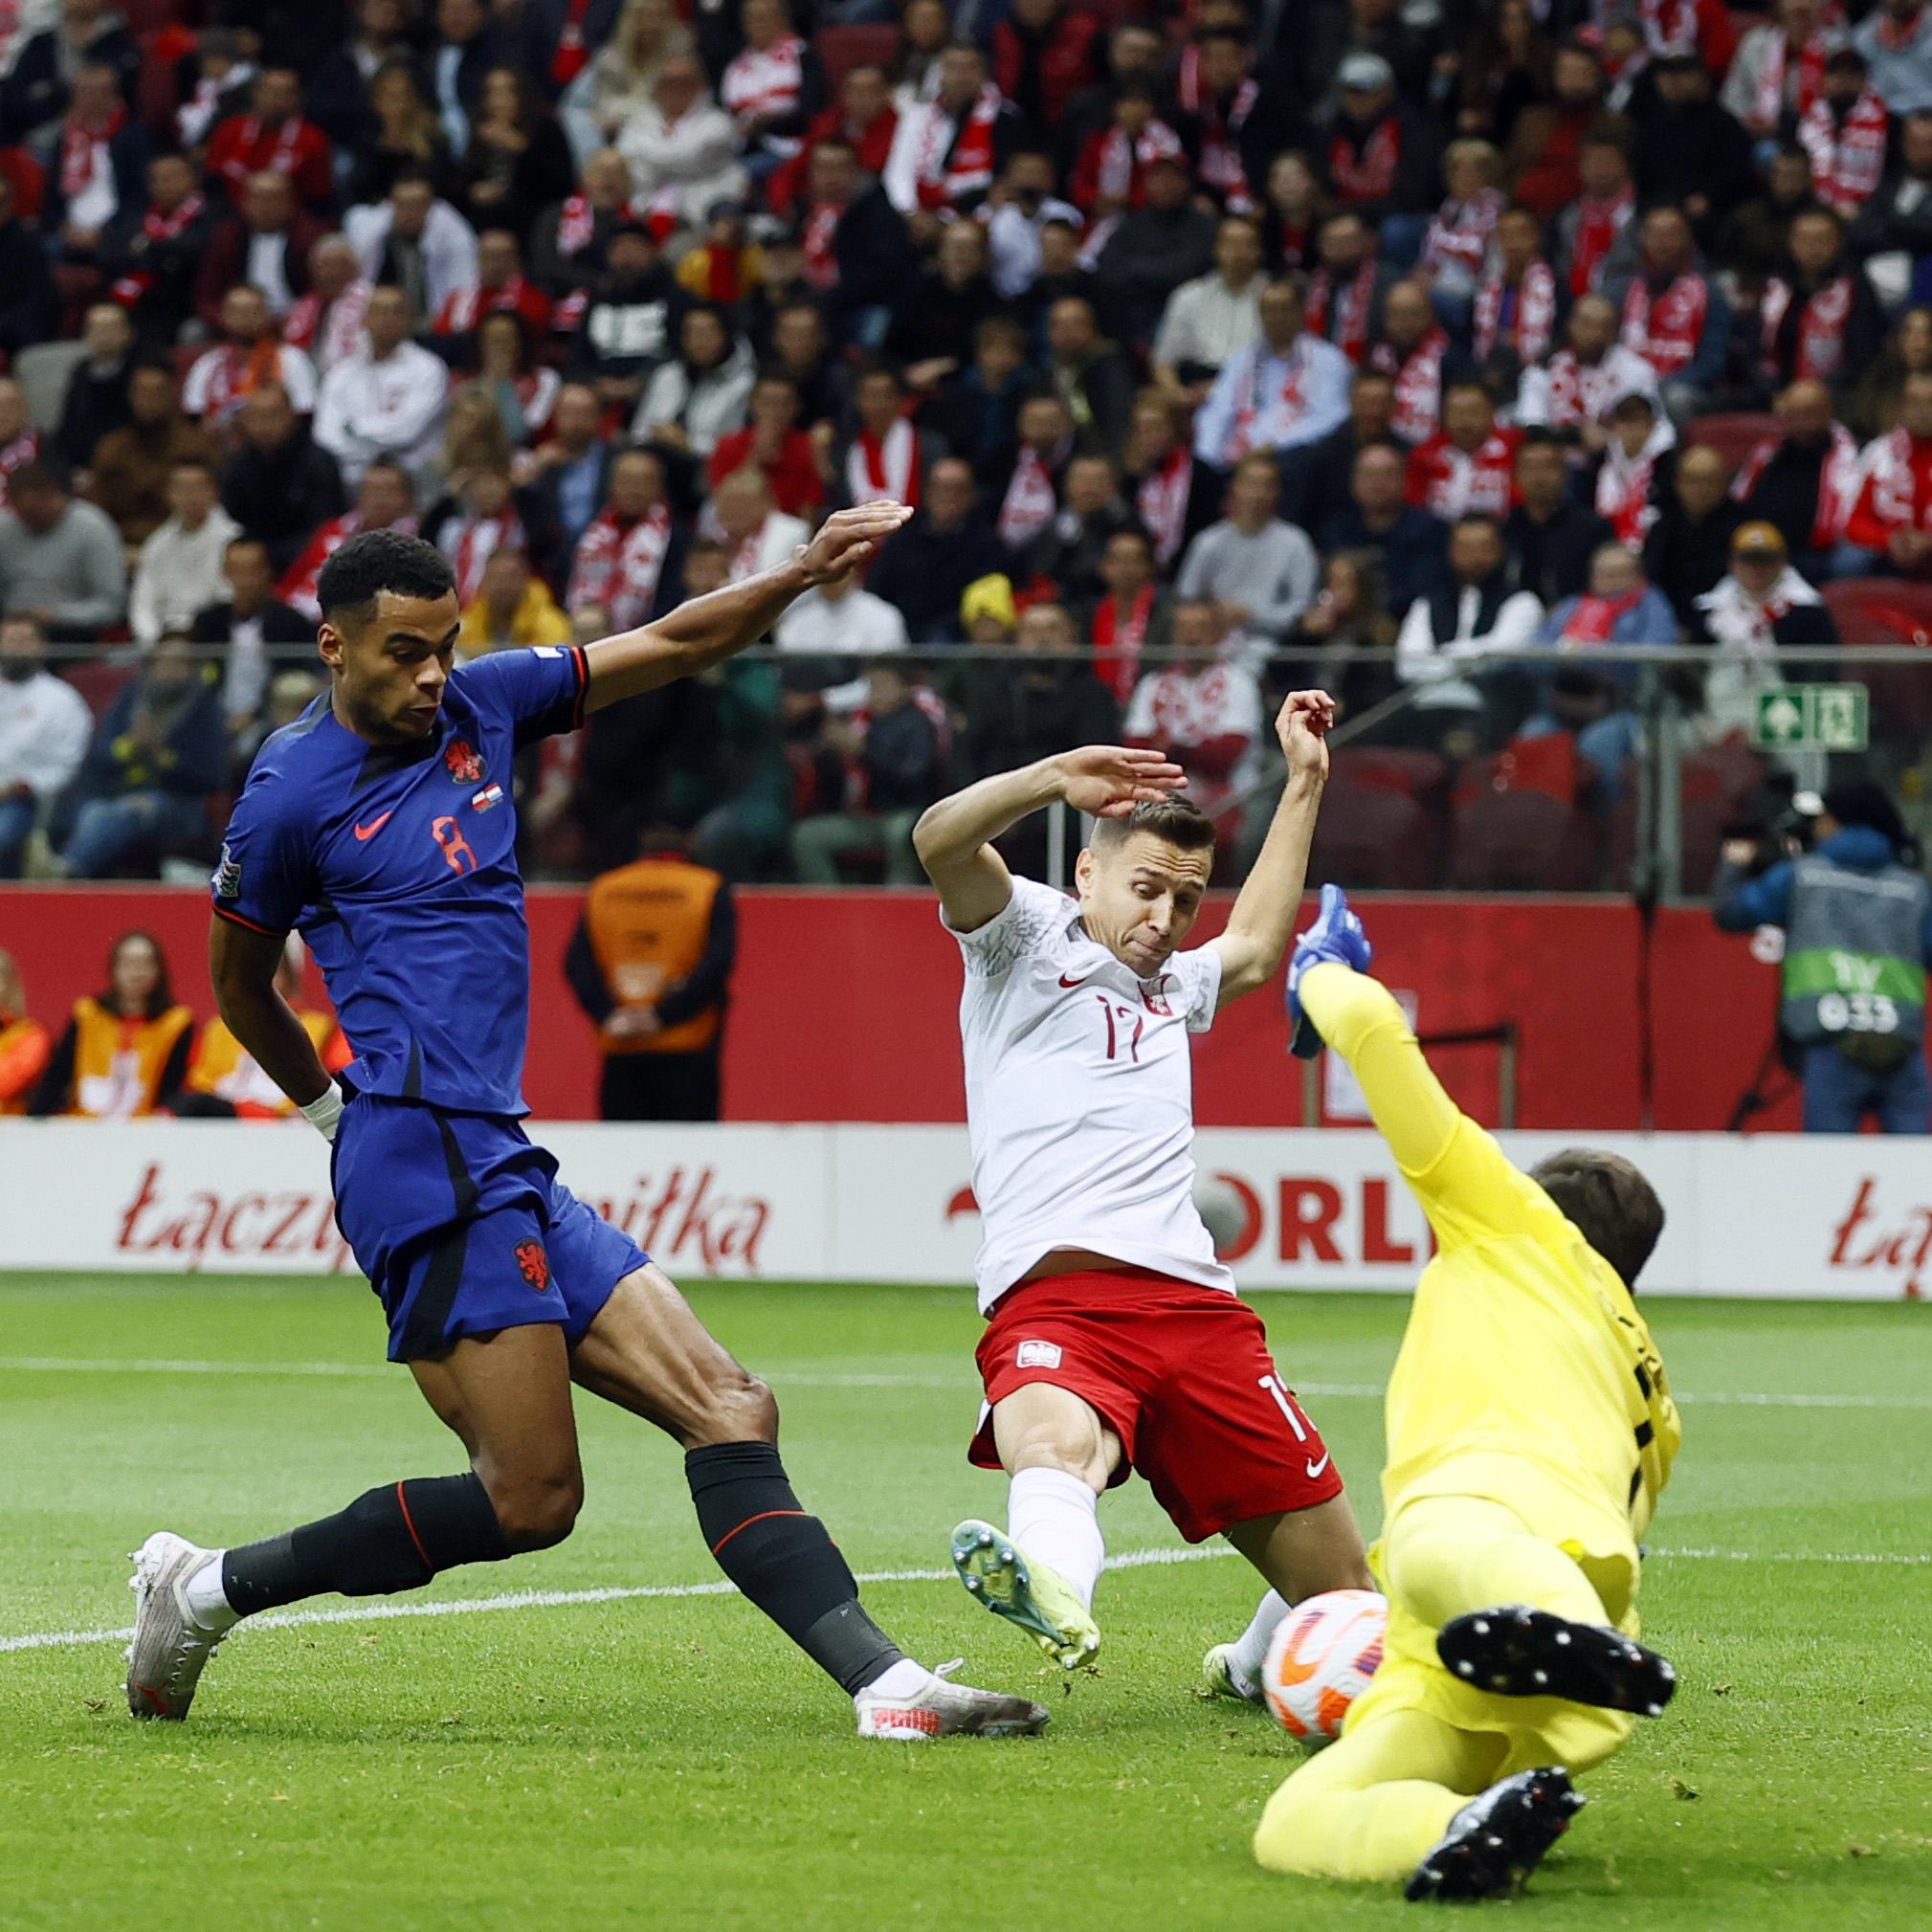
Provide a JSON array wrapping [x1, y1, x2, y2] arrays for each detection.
[[968, 1267, 1345, 1543]]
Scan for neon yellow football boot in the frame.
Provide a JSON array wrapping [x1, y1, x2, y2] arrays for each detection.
[[950, 1519, 1100, 1672]]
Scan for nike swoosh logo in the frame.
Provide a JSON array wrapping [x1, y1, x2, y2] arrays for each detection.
[[1058, 971, 1093, 988], [1304, 1453, 1332, 1481], [353, 811, 394, 841]]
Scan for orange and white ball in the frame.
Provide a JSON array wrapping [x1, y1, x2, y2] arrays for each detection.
[[1262, 1588, 1388, 1741]]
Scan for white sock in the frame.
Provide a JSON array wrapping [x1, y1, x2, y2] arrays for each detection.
[[1226, 1589, 1290, 1698], [859, 1656, 933, 1700], [1007, 1467, 1104, 1610], [182, 1552, 240, 1633]]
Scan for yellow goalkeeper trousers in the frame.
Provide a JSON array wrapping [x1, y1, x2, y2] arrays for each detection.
[[1253, 1494, 1614, 1884]]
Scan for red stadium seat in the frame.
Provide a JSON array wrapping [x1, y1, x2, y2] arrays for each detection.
[[1449, 788, 1600, 891], [1455, 733, 1580, 809], [1682, 411, 1782, 476], [1310, 781, 1438, 890], [61, 659, 136, 719], [816, 24, 900, 91], [1821, 578, 1932, 737], [1327, 746, 1447, 802]]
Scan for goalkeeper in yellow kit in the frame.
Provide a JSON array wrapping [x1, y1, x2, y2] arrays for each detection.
[[1250, 887, 1682, 1902]]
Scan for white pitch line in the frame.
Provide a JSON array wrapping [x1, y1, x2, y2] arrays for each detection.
[[5, 1541, 1928, 1659], [1, 1357, 1926, 1410]]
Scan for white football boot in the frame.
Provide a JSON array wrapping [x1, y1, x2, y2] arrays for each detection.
[[125, 1532, 231, 1721]]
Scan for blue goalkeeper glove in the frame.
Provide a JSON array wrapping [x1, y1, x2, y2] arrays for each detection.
[[1287, 883, 1373, 1060]]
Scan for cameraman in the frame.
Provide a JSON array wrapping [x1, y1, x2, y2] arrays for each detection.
[[1714, 781, 1932, 1134]]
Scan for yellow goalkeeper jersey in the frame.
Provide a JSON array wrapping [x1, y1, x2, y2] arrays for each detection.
[[1299, 964, 1680, 1585]]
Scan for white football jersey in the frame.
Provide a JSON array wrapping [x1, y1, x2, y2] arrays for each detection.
[[945, 876, 1234, 1314]]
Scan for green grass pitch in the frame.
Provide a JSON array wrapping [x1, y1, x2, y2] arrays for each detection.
[[3, 1275, 1929, 1931]]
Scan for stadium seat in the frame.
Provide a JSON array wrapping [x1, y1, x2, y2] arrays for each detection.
[[1455, 732, 1580, 809], [1821, 578, 1932, 738], [816, 24, 900, 90], [1327, 746, 1447, 802], [1681, 411, 1782, 474], [13, 341, 87, 431], [1310, 781, 1438, 889], [1449, 788, 1600, 891]]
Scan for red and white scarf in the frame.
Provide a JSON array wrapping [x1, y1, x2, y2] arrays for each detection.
[[1620, 271, 1710, 380], [1176, 48, 1258, 209], [802, 200, 841, 290], [997, 445, 1058, 550], [1084, 118, 1185, 209], [723, 33, 805, 134], [1640, 0, 1700, 56], [1372, 326, 1450, 445], [438, 275, 543, 335], [1761, 274, 1854, 385], [59, 105, 122, 202], [916, 83, 1003, 211], [279, 511, 420, 618], [1567, 186, 1633, 298], [1410, 428, 1521, 521], [215, 114, 307, 194], [550, 0, 593, 88], [1756, 29, 1829, 126], [1595, 417, 1677, 544], [1875, 3, 1928, 53], [1852, 427, 1932, 539], [1561, 586, 1646, 644], [1536, 345, 1649, 432], [556, 192, 628, 258], [1421, 189, 1502, 287], [195, 338, 287, 422], [1798, 87, 1890, 212], [0, 425, 39, 504], [441, 510, 526, 607], [108, 190, 206, 305], [568, 502, 673, 631], [1305, 258, 1377, 366], [1328, 118, 1400, 209], [1473, 258, 1557, 365], [282, 279, 371, 372], [1732, 422, 1864, 548], [1136, 445, 1193, 567], [846, 417, 922, 509], [1093, 584, 1157, 702], [1227, 341, 1317, 461]]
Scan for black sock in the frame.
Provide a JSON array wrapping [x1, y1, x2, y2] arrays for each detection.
[[220, 1474, 510, 1618], [685, 1440, 904, 1695]]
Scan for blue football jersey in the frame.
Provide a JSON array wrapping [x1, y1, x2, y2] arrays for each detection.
[[211, 644, 589, 1116]]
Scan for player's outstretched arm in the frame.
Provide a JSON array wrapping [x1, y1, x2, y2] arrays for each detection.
[[577, 500, 913, 711], [1207, 690, 1332, 1008], [208, 916, 335, 1112], [912, 746, 1185, 932]]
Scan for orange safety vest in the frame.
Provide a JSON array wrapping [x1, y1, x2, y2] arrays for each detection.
[[584, 857, 724, 1055], [67, 997, 195, 1119], [184, 1008, 345, 1116], [0, 1012, 51, 1114]]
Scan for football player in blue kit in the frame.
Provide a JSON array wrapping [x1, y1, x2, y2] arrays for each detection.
[[124, 508, 1050, 1743]]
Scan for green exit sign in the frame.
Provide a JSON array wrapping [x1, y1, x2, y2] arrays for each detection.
[[1749, 683, 1869, 752]]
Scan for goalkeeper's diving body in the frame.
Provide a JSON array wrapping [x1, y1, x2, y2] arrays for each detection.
[[1250, 887, 1682, 1903]]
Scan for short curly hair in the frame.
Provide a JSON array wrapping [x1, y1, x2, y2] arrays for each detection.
[[317, 528, 455, 627]]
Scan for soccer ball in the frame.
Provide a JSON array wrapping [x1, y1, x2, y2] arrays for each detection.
[[1192, 1173, 1250, 1255], [1262, 1588, 1388, 1741]]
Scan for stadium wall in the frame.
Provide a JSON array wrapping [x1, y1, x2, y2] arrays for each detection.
[[2, 1119, 1927, 1299], [1, 885, 1802, 1130]]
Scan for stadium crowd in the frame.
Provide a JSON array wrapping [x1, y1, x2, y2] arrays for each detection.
[[0, 0, 1930, 889]]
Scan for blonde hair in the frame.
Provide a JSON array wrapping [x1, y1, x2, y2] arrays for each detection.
[[1444, 139, 1501, 187]]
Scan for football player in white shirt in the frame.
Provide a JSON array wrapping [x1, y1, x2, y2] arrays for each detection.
[[913, 693, 1374, 1688]]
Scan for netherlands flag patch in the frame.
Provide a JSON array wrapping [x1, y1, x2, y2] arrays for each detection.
[[472, 783, 505, 812]]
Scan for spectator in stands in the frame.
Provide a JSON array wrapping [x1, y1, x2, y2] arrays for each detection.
[[0, 460, 123, 638], [1043, 296, 1133, 458], [988, 389, 1072, 556], [566, 827, 736, 1121], [100, 152, 215, 348], [618, 53, 749, 230], [1854, 0, 1932, 117], [1321, 440, 1450, 616], [770, 58, 896, 219], [1537, 540, 1680, 656], [566, 446, 678, 631], [185, 283, 320, 428], [218, 382, 346, 575], [307, 0, 415, 153], [1301, 212, 1394, 372], [1584, 391, 1679, 548], [172, 937, 351, 1121], [881, 204, 998, 380], [1151, 212, 1265, 406], [1095, 150, 1217, 352], [0, 614, 90, 877], [313, 282, 452, 489], [1715, 778, 1932, 1133], [1321, 52, 1439, 259], [1847, 112, 1932, 315], [1123, 600, 1266, 852], [457, 66, 578, 240], [790, 657, 944, 885], [1552, 128, 1637, 300], [91, 362, 220, 553], [1121, 389, 1218, 574], [26, 930, 193, 1120], [425, 0, 511, 162], [3, 0, 139, 149], [1284, 549, 1404, 722], [709, 369, 823, 520], [40, 63, 148, 274], [1517, 291, 1661, 452], [1632, 54, 1755, 231], [281, 235, 374, 382], [837, 366, 926, 519], [190, 534, 312, 738], [1691, 520, 1839, 736], [715, 464, 808, 583], [457, 544, 570, 655], [1761, 207, 1884, 398], [1023, 453, 1129, 609], [720, 0, 823, 180], [1178, 450, 1320, 646], [868, 455, 1010, 644], [1722, 0, 1835, 139], [344, 173, 479, 328], [54, 300, 134, 474], [884, 41, 1017, 239], [796, 136, 908, 345], [633, 302, 755, 461], [570, 217, 682, 420], [1086, 525, 1172, 706], [1732, 377, 1865, 579], [1717, 141, 1823, 288], [1645, 442, 1744, 626], [345, 59, 453, 209], [926, 315, 1030, 484], [207, 65, 334, 212], [1504, 427, 1615, 609], [1393, 512, 1544, 755], [773, 554, 908, 712], [278, 459, 419, 620], [130, 459, 241, 648], [0, 172, 56, 364], [1802, 48, 1892, 222], [527, 381, 611, 562], [58, 633, 225, 878], [1407, 381, 1522, 522], [432, 227, 553, 347], [1283, 366, 1403, 531], [1844, 369, 1932, 576], [231, 666, 324, 778], [1610, 202, 1732, 422], [195, 172, 325, 331], [0, 946, 50, 1110], [1194, 276, 1353, 471], [1419, 138, 1505, 321], [1368, 277, 1456, 446]]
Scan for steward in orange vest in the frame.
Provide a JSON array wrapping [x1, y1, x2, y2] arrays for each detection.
[[29, 931, 193, 1118], [0, 946, 51, 1114]]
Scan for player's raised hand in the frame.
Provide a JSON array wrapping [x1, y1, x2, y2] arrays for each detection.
[[1276, 689, 1336, 782], [797, 500, 915, 586], [1054, 745, 1188, 817]]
